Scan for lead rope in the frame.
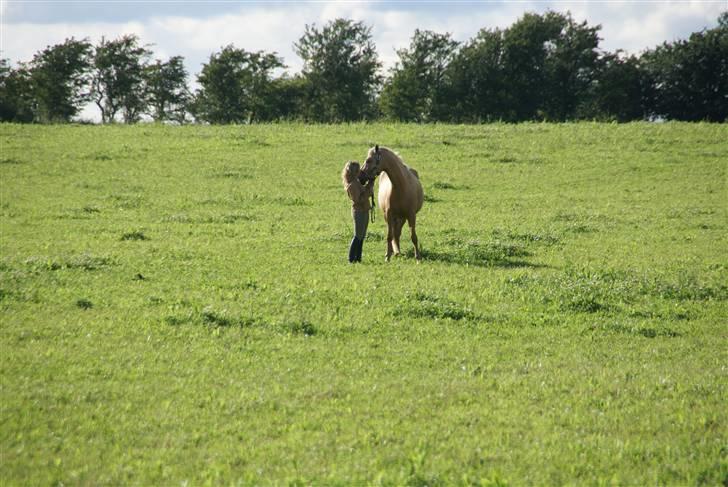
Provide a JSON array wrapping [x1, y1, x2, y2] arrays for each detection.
[[370, 150, 381, 224], [370, 190, 376, 223]]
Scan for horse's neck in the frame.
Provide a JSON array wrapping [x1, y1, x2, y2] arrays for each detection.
[[382, 156, 407, 189]]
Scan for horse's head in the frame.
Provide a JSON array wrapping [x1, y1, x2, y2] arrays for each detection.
[[361, 144, 383, 180]]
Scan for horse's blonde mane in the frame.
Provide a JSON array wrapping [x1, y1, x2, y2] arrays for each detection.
[[372, 146, 407, 166], [374, 146, 418, 177]]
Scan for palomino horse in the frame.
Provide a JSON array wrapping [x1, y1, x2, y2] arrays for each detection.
[[361, 145, 424, 261]]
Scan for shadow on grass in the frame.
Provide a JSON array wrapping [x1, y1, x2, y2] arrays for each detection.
[[165, 308, 319, 337], [415, 242, 548, 269], [585, 322, 683, 338], [421, 250, 545, 268], [402, 292, 481, 321]]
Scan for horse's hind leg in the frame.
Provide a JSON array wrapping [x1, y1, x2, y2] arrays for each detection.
[[408, 215, 421, 260]]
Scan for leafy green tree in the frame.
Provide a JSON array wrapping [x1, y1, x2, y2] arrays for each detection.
[[264, 75, 308, 121], [379, 66, 418, 122], [91, 35, 152, 123], [27, 38, 92, 123], [584, 51, 645, 121], [0, 59, 35, 122], [445, 12, 597, 122], [541, 13, 601, 120], [445, 28, 507, 122], [447, 11, 602, 122], [294, 19, 381, 122], [641, 12, 727, 121], [193, 45, 284, 124], [145, 56, 190, 123], [380, 29, 459, 122], [500, 12, 565, 121]]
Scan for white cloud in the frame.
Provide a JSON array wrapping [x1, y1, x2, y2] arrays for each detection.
[[2, 20, 148, 63], [147, 10, 304, 73], [565, 1, 725, 54]]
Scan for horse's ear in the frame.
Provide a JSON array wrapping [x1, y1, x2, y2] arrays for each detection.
[[375, 144, 380, 153]]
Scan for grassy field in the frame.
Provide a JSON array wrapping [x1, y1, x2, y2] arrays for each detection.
[[1, 122, 726, 485]]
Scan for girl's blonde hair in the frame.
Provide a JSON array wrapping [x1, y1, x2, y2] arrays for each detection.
[[341, 161, 360, 188]]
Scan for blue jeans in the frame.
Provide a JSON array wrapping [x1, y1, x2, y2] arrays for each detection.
[[349, 210, 369, 262]]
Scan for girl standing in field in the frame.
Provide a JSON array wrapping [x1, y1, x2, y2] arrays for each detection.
[[342, 161, 375, 263]]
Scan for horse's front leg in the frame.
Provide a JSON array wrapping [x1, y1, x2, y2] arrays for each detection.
[[385, 219, 394, 262], [408, 215, 421, 261], [392, 217, 404, 256]]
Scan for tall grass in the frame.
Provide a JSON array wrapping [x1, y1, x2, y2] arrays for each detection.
[[1, 122, 726, 484]]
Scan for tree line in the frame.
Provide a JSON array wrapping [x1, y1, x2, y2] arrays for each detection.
[[1, 11, 726, 124]]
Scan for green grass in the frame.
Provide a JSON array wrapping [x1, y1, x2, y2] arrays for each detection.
[[1, 122, 726, 485]]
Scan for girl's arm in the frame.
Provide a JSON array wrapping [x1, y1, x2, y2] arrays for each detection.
[[347, 182, 362, 203]]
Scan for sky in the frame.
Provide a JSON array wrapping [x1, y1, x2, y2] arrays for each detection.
[[1, 0, 725, 119]]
